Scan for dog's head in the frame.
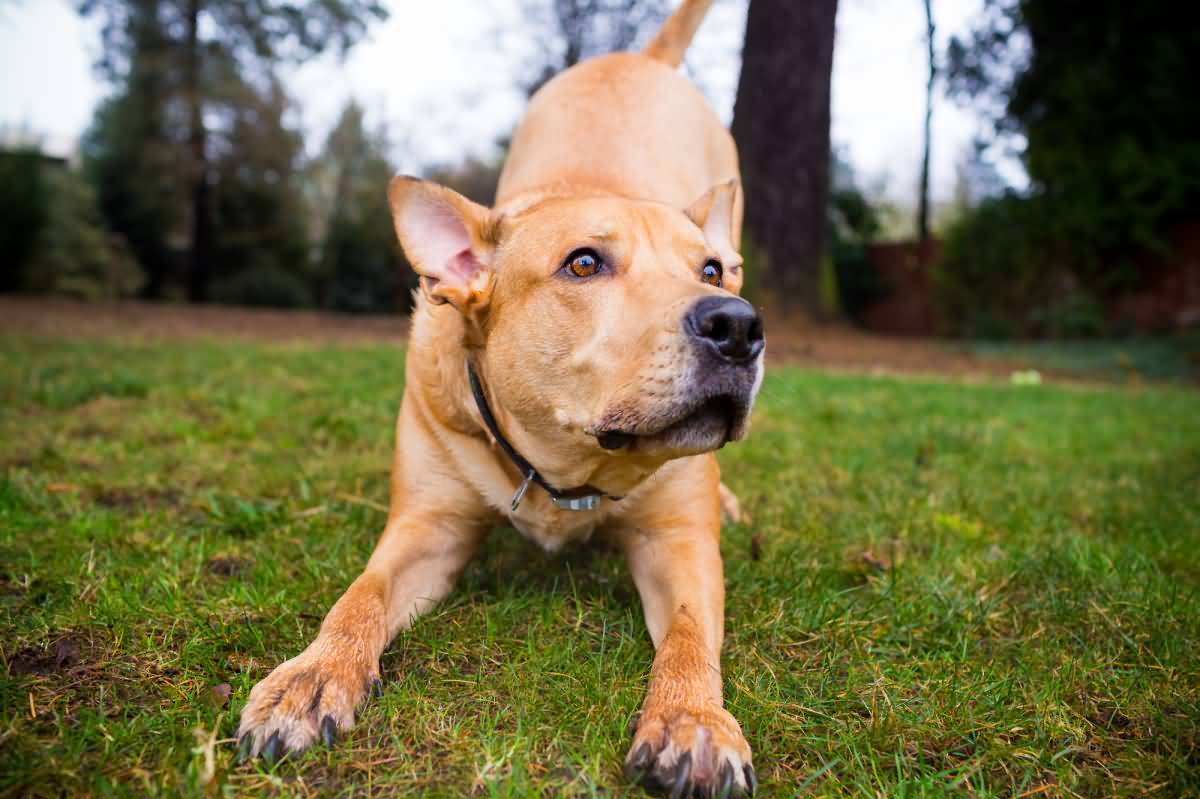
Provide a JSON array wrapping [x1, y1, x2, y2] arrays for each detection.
[[389, 176, 764, 487]]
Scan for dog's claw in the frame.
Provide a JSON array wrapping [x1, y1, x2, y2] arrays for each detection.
[[237, 732, 253, 764], [262, 731, 282, 764], [717, 762, 735, 799], [320, 715, 337, 747], [627, 710, 642, 737], [669, 751, 692, 799], [743, 763, 758, 796], [623, 741, 654, 783]]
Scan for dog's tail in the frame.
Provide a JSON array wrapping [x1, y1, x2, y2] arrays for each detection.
[[643, 0, 715, 67]]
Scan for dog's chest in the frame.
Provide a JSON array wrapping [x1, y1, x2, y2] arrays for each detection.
[[506, 496, 602, 552]]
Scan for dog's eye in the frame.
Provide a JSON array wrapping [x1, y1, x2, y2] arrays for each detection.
[[701, 259, 723, 288], [564, 248, 603, 278]]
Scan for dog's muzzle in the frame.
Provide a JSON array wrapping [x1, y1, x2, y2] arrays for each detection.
[[591, 296, 764, 455]]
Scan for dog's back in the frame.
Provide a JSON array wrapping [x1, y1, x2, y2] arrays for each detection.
[[496, 0, 739, 225]]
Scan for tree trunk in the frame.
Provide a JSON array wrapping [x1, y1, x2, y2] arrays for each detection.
[[917, 0, 935, 244], [131, 0, 170, 300], [185, 0, 212, 303], [731, 0, 839, 318]]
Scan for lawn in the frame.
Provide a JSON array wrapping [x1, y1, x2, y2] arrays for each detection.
[[1, 335, 1198, 797], [962, 334, 1200, 384]]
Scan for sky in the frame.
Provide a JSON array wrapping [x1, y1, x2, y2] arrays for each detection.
[[0, 0, 1022, 205]]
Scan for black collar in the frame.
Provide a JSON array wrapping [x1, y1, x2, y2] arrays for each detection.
[[466, 361, 619, 512]]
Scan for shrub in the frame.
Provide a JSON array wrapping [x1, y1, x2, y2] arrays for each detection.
[[27, 167, 144, 298], [828, 183, 886, 321], [933, 193, 1054, 337], [1036, 292, 1107, 338], [211, 262, 313, 308], [2, 153, 144, 298], [0, 149, 50, 291]]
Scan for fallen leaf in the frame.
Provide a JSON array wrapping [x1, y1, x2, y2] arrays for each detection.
[[860, 550, 891, 572], [209, 682, 232, 708], [54, 637, 80, 669]]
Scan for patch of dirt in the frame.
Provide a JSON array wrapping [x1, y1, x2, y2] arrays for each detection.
[[0, 296, 1041, 378], [0, 296, 407, 346], [759, 310, 1025, 377], [207, 554, 254, 577], [8, 647, 55, 676], [8, 634, 85, 677], [91, 485, 184, 512]]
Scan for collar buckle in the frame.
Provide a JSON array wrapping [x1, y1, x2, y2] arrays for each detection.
[[510, 470, 534, 512]]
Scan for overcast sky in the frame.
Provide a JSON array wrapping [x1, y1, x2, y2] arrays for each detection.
[[0, 0, 1021, 205]]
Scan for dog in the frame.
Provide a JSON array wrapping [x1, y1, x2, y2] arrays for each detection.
[[236, 1, 764, 794]]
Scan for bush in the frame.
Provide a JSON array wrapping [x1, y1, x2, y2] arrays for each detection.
[[0, 149, 50, 291], [211, 263, 313, 308], [1036, 292, 1107, 338], [828, 183, 886, 320], [831, 238, 888, 321], [1, 153, 144, 298], [933, 193, 1054, 337], [27, 167, 144, 298]]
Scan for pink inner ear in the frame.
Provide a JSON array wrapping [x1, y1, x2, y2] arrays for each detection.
[[447, 249, 485, 283], [400, 197, 484, 286]]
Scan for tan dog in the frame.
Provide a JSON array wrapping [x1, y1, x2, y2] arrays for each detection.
[[237, 1, 764, 794]]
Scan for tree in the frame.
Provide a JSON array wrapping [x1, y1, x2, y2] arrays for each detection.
[[916, 0, 935, 244], [206, 78, 312, 308], [80, 0, 178, 298], [731, 0, 839, 317], [309, 102, 408, 313], [946, 0, 1200, 289], [78, 0, 388, 302]]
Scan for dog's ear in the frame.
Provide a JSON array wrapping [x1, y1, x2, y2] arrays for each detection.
[[685, 179, 744, 293], [388, 176, 499, 311]]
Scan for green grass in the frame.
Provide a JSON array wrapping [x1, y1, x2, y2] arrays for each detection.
[[2, 334, 1199, 797], [962, 333, 1200, 383]]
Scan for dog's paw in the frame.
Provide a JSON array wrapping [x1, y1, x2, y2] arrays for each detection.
[[718, 482, 750, 526], [623, 701, 756, 797], [236, 641, 380, 764]]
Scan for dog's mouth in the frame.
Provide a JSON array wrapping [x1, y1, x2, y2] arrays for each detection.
[[593, 392, 750, 456]]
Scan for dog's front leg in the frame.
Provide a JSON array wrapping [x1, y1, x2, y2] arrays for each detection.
[[619, 515, 756, 797], [236, 509, 483, 761]]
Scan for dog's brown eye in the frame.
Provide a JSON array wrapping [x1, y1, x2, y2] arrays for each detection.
[[701, 259, 723, 287], [564, 248, 602, 278]]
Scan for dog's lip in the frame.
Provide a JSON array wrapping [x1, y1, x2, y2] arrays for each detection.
[[592, 393, 745, 450], [596, 431, 636, 450]]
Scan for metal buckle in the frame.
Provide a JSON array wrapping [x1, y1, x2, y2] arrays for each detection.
[[510, 470, 534, 511]]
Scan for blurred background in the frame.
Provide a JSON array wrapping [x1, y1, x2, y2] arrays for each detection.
[[1, 0, 1197, 358]]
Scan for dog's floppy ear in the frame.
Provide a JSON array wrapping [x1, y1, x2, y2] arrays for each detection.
[[388, 176, 498, 311], [685, 179, 744, 293]]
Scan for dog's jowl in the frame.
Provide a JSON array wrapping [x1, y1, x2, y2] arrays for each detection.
[[237, 1, 764, 794]]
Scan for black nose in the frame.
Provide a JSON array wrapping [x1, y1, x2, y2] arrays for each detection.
[[686, 296, 764, 364]]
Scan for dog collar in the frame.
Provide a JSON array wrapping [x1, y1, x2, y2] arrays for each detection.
[[466, 361, 619, 512]]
